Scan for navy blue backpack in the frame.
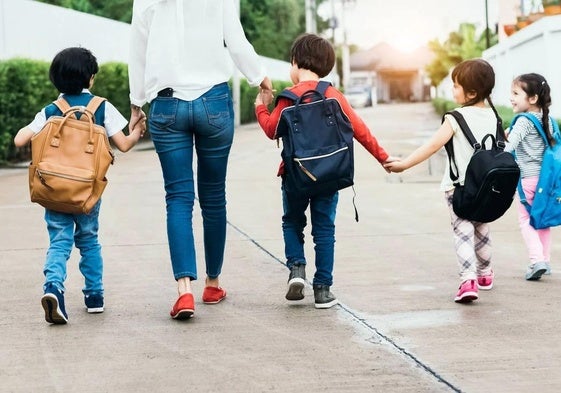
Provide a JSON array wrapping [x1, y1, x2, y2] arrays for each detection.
[[511, 113, 561, 229], [274, 81, 355, 200]]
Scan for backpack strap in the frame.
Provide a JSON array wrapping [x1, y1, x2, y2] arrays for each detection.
[[84, 96, 106, 124], [316, 80, 332, 96], [51, 96, 106, 124], [511, 112, 552, 146], [52, 97, 72, 116], [275, 88, 299, 104], [510, 112, 558, 213], [275, 81, 332, 105], [443, 110, 504, 183], [443, 110, 479, 183]]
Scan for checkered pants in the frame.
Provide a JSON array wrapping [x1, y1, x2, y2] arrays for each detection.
[[445, 190, 492, 282]]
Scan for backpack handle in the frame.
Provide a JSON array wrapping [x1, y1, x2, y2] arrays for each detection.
[[51, 107, 97, 153], [50, 96, 106, 154], [291, 89, 334, 132], [443, 110, 504, 183]]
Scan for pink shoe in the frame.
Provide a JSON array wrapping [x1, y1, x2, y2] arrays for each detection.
[[477, 271, 494, 290], [454, 280, 478, 303]]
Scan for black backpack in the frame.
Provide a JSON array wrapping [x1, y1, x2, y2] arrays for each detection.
[[443, 110, 520, 223], [275, 81, 354, 199]]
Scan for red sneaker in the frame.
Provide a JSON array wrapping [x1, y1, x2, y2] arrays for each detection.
[[454, 280, 478, 303], [477, 271, 494, 290], [170, 293, 194, 319], [202, 286, 227, 304]]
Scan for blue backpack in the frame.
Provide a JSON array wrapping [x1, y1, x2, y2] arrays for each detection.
[[274, 81, 355, 200], [511, 113, 561, 229]]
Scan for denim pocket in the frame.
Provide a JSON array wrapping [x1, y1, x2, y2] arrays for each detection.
[[203, 94, 231, 129], [149, 98, 178, 129]]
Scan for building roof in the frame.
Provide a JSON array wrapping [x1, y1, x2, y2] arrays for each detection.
[[350, 42, 434, 73]]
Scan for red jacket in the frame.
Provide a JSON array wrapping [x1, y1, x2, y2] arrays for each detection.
[[255, 80, 389, 176]]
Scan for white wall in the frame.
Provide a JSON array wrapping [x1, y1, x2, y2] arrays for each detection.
[[436, 15, 561, 119], [483, 15, 561, 118], [0, 0, 130, 63], [0, 0, 291, 81]]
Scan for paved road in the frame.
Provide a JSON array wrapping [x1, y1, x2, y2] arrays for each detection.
[[1, 102, 560, 393]]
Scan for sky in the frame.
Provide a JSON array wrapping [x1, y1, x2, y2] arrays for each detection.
[[319, 0, 501, 51]]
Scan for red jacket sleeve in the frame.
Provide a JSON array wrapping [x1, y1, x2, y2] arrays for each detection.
[[325, 87, 389, 163], [255, 97, 291, 140]]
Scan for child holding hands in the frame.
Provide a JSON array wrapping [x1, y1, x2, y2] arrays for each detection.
[[255, 33, 394, 309], [14, 47, 145, 324], [385, 59, 503, 304], [504, 73, 556, 280]]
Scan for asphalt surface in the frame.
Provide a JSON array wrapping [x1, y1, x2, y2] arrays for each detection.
[[1, 102, 560, 393]]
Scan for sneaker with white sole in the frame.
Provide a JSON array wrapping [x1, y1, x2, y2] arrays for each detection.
[[454, 279, 478, 303], [525, 261, 548, 281], [84, 293, 104, 313], [41, 283, 68, 324], [286, 264, 306, 301], [477, 271, 494, 290], [313, 285, 338, 309]]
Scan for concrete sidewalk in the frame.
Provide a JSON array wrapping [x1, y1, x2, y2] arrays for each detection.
[[1, 102, 560, 393]]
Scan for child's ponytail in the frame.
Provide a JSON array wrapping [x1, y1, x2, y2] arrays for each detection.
[[487, 96, 507, 141], [514, 73, 554, 145]]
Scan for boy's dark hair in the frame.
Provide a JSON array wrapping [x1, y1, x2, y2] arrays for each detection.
[[49, 47, 99, 95], [290, 33, 335, 78], [514, 73, 554, 144], [452, 59, 505, 139]]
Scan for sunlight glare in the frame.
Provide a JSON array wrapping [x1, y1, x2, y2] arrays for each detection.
[[388, 33, 424, 53]]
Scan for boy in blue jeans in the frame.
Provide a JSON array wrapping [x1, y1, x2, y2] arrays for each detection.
[[14, 47, 145, 324], [255, 34, 393, 308]]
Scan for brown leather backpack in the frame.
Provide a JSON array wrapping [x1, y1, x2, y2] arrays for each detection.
[[29, 96, 114, 214]]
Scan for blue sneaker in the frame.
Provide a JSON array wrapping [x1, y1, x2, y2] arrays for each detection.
[[525, 261, 548, 281], [84, 293, 104, 313], [545, 262, 552, 275], [41, 284, 68, 324]]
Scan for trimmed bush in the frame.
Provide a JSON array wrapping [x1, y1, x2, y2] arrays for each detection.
[[0, 59, 56, 163], [0, 57, 290, 164]]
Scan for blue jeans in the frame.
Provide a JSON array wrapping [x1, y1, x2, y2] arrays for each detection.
[[43, 200, 103, 295], [148, 83, 234, 281], [281, 185, 338, 286]]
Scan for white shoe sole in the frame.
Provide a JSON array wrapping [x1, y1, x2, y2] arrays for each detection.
[[41, 293, 68, 324], [314, 298, 339, 309], [526, 262, 548, 281], [454, 291, 478, 303], [286, 278, 305, 301]]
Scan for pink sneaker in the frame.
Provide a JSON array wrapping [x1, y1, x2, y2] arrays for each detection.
[[454, 280, 478, 303], [477, 271, 494, 290]]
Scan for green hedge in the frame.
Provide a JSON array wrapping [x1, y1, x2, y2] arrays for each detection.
[[0, 58, 291, 164], [431, 98, 560, 130], [0, 59, 56, 163]]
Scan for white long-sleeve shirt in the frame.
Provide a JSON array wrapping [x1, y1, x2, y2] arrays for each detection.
[[129, 0, 266, 106]]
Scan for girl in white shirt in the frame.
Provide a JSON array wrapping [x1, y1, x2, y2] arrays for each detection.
[[385, 59, 503, 304], [128, 0, 272, 320]]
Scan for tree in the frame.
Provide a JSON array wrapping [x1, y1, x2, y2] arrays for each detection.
[[37, 0, 133, 23], [425, 23, 498, 89], [240, 0, 305, 60], [36, 0, 330, 61]]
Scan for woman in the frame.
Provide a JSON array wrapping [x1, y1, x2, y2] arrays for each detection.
[[128, 0, 272, 320]]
